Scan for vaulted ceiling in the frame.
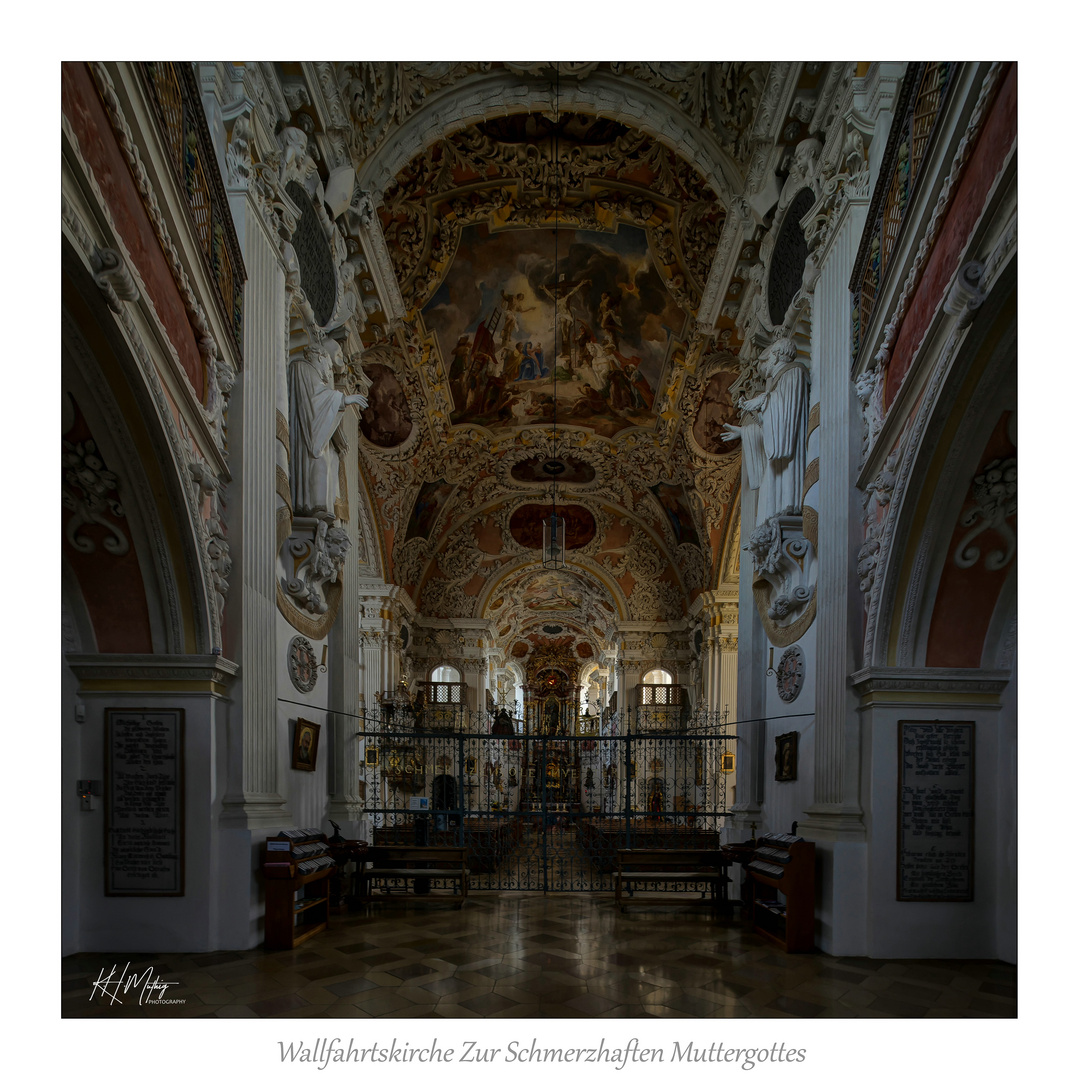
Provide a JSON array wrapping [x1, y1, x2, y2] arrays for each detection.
[[274, 61, 842, 662]]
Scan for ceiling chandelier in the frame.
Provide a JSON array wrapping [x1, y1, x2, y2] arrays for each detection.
[[542, 62, 566, 571]]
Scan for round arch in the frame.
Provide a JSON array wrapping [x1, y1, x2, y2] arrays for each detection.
[[355, 71, 742, 206], [864, 266, 1016, 670], [62, 246, 218, 656]]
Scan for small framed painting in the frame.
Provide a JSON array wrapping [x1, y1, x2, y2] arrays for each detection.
[[774, 731, 798, 782], [292, 717, 320, 771]]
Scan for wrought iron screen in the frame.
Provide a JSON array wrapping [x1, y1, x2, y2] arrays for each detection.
[[358, 708, 735, 893]]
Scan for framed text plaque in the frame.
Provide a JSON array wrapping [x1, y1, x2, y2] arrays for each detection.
[[897, 720, 974, 902], [105, 709, 184, 896]]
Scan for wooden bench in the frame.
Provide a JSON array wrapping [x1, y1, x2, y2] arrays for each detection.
[[360, 845, 469, 908], [615, 848, 730, 912]]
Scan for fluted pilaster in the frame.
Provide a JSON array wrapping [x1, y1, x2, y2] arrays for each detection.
[[327, 406, 363, 819], [222, 186, 288, 826], [802, 187, 869, 840]]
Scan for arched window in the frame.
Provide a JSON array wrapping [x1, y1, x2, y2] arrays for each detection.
[[639, 667, 678, 707], [427, 664, 462, 704]]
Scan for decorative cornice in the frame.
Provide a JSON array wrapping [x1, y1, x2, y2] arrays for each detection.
[[850, 665, 1011, 697], [67, 652, 239, 693], [351, 192, 406, 322]]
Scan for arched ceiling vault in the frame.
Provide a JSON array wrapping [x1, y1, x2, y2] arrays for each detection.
[[343, 63, 768, 207], [333, 61, 811, 667]]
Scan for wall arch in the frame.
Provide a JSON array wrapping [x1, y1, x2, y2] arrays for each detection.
[[866, 267, 1016, 670], [355, 71, 742, 207], [62, 251, 218, 656]]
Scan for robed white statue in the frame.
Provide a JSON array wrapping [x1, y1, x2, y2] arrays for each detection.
[[722, 337, 809, 527], [288, 339, 366, 517]]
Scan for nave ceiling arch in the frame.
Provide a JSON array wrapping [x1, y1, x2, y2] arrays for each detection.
[[259, 60, 848, 668]]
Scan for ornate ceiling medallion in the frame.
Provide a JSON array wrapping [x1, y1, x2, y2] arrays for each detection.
[[288, 635, 319, 694], [511, 454, 596, 484]]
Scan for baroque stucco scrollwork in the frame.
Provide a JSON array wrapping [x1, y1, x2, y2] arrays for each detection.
[[725, 336, 815, 643], [245, 118, 374, 636]]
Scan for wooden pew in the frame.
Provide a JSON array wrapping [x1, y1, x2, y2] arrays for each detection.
[[615, 848, 730, 911], [360, 845, 469, 908]]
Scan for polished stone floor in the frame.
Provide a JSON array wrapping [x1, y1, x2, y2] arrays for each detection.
[[61, 893, 1017, 1019]]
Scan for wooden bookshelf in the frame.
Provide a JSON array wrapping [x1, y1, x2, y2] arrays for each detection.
[[743, 832, 816, 953], [262, 829, 336, 949]]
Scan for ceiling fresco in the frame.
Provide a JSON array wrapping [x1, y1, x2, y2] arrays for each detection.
[[339, 79, 768, 668], [425, 223, 686, 438]]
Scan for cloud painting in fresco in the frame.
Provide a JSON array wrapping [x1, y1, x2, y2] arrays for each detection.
[[424, 224, 688, 437]]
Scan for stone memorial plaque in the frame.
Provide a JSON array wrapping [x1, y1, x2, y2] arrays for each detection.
[[897, 720, 974, 901], [105, 709, 184, 896]]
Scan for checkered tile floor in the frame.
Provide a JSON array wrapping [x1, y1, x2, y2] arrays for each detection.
[[61, 894, 1016, 1019]]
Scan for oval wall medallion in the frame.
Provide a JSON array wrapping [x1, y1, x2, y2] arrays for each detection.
[[360, 364, 413, 448], [288, 635, 319, 694], [775, 644, 805, 703]]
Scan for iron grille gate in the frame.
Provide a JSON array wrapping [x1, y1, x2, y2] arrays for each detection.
[[360, 731, 735, 892]]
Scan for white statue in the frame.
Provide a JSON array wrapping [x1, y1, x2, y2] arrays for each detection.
[[721, 338, 809, 527], [288, 339, 367, 517], [777, 137, 823, 214]]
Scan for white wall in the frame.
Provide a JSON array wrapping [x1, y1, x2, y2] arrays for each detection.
[[66, 685, 231, 954], [862, 692, 1011, 958]]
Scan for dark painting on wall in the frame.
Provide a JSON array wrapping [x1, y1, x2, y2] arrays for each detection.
[[292, 717, 320, 772], [775, 731, 798, 782], [692, 370, 740, 455], [360, 364, 412, 448]]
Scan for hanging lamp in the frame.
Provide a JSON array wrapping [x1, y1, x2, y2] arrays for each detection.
[[542, 61, 565, 572]]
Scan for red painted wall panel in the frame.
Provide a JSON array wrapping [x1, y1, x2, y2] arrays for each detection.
[[886, 64, 1017, 406], [924, 411, 1015, 668], [62, 62, 204, 401]]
